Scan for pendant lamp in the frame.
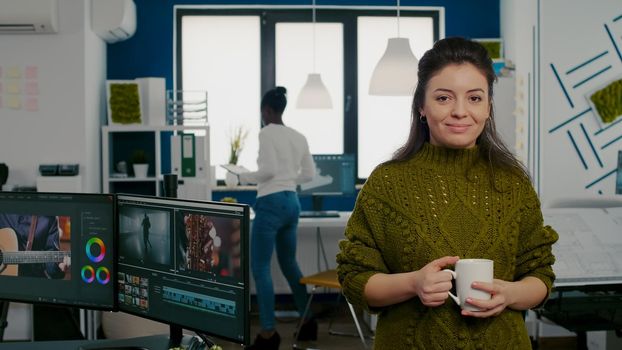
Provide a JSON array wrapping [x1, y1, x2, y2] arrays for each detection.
[[297, 0, 332, 109], [369, 0, 419, 96]]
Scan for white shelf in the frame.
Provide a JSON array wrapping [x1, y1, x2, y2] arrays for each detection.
[[108, 177, 157, 182], [101, 125, 211, 199], [102, 124, 208, 132]]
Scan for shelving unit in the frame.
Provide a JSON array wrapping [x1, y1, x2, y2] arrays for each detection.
[[101, 125, 211, 199]]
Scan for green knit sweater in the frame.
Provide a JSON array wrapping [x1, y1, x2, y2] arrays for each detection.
[[337, 143, 558, 350]]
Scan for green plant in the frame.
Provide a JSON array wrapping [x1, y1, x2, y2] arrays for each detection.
[[228, 125, 249, 165], [131, 149, 148, 164]]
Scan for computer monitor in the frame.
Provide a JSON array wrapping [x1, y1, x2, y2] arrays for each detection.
[[299, 154, 356, 211], [115, 194, 250, 346], [0, 191, 116, 310]]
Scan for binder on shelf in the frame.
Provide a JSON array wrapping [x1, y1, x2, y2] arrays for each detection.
[[171, 134, 206, 178], [181, 133, 196, 177]]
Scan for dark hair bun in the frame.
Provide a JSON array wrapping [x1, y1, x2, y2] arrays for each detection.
[[261, 86, 288, 114]]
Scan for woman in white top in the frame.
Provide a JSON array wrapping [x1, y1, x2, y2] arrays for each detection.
[[240, 86, 316, 350]]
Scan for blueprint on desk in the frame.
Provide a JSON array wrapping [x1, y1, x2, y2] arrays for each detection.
[[544, 207, 622, 287]]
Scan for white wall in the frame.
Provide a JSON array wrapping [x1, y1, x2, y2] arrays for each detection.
[[502, 0, 622, 206], [0, 0, 105, 193]]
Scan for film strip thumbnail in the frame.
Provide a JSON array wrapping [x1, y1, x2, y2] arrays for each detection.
[[162, 286, 236, 317], [118, 272, 149, 310]]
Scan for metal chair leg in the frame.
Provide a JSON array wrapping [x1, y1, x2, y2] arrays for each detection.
[[327, 300, 368, 348], [292, 286, 317, 350]]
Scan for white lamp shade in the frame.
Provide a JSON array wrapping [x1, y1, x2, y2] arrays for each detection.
[[297, 73, 333, 109], [369, 37, 419, 96]]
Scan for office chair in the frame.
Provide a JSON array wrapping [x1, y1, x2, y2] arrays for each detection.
[[293, 269, 369, 349]]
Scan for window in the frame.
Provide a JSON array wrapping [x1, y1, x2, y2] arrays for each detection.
[[176, 7, 441, 181], [275, 22, 344, 154], [181, 15, 261, 180], [357, 16, 435, 178]]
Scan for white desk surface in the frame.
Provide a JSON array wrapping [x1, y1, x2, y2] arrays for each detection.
[[544, 207, 622, 287], [298, 211, 351, 228]]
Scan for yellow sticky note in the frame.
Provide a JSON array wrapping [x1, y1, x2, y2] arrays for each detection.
[[7, 95, 22, 110], [7, 66, 21, 78], [6, 80, 21, 94]]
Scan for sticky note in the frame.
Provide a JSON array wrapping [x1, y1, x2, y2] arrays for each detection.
[[25, 66, 38, 79], [7, 66, 21, 79], [25, 81, 39, 95], [6, 80, 20, 94], [7, 95, 21, 110], [25, 97, 38, 112]]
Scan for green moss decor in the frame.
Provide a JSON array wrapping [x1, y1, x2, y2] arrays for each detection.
[[590, 78, 622, 124], [107, 81, 142, 125]]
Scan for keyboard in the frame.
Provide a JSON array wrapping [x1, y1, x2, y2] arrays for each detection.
[[299, 210, 340, 218]]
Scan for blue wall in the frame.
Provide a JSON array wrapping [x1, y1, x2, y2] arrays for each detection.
[[108, 0, 500, 85], [107, 0, 500, 209]]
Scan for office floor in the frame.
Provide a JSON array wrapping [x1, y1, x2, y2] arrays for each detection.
[[212, 302, 578, 350]]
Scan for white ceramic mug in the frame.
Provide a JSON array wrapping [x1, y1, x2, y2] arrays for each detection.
[[443, 259, 493, 311]]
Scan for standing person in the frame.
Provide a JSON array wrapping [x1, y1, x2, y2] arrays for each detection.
[[239, 86, 316, 350], [337, 37, 558, 349], [141, 213, 151, 254]]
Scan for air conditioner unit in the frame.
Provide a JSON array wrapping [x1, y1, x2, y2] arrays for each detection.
[[91, 0, 136, 44], [0, 0, 59, 34]]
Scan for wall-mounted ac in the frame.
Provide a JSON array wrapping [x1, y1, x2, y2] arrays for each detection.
[[91, 0, 136, 44], [0, 0, 59, 34]]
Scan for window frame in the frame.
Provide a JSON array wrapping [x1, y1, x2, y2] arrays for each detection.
[[174, 6, 442, 183]]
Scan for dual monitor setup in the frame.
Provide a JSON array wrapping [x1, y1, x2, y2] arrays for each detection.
[[0, 191, 250, 348], [0, 153, 357, 348]]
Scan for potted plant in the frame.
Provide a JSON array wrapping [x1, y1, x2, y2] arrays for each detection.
[[131, 149, 149, 178], [225, 126, 248, 187]]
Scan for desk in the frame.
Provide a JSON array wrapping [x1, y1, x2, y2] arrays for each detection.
[[299, 212, 351, 272], [0, 334, 204, 350], [535, 208, 622, 349], [253, 211, 351, 295]]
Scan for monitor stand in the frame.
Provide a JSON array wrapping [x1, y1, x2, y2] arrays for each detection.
[[168, 325, 183, 348], [167, 326, 218, 349], [311, 195, 323, 212], [78, 333, 217, 350], [0, 301, 9, 341]]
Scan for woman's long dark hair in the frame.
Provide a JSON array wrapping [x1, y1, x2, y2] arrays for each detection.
[[392, 37, 529, 182]]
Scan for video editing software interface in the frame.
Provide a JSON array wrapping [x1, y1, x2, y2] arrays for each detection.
[[299, 154, 356, 196], [0, 192, 115, 309], [116, 194, 250, 344]]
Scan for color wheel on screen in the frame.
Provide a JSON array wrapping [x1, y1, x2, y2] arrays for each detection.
[[86, 237, 106, 263]]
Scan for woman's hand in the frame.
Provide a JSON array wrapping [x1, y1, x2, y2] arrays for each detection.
[[413, 256, 460, 307], [461, 279, 514, 317], [462, 276, 548, 317]]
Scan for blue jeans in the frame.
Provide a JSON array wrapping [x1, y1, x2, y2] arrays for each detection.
[[251, 191, 309, 332]]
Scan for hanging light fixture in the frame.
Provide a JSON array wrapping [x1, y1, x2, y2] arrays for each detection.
[[297, 0, 332, 109], [369, 0, 419, 96]]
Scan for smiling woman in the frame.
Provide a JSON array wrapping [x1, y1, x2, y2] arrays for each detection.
[[337, 37, 559, 349]]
